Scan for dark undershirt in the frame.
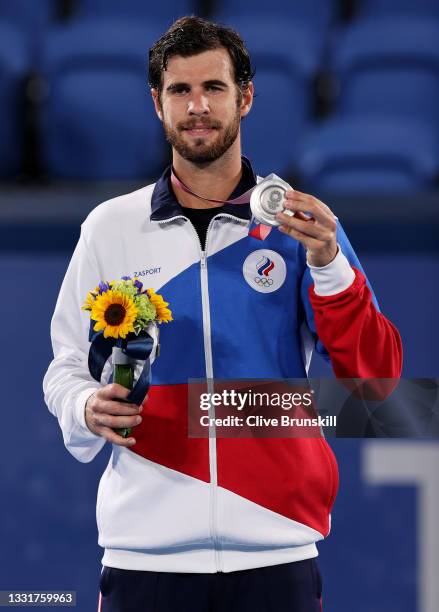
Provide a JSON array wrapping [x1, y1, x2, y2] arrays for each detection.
[[181, 206, 222, 251]]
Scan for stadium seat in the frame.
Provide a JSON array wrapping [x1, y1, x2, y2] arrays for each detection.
[[215, 0, 337, 37], [0, 0, 55, 60], [73, 0, 196, 24], [332, 17, 439, 123], [40, 20, 166, 180], [357, 0, 439, 19], [296, 116, 439, 193], [0, 23, 29, 177], [0, 0, 54, 33], [216, 18, 324, 177]]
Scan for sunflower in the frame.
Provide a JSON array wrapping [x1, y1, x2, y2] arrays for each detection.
[[91, 290, 138, 339], [81, 291, 96, 312], [147, 288, 173, 323]]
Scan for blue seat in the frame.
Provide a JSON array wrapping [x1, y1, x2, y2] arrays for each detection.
[[216, 18, 324, 177], [358, 0, 439, 19], [297, 116, 439, 193], [0, 0, 54, 58], [74, 0, 196, 23], [215, 0, 337, 37], [332, 17, 439, 123], [0, 22, 29, 177], [0, 0, 54, 32], [40, 20, 166, 180]]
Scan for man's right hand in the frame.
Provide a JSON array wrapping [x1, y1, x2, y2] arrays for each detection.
[[85, 383, 143, 447]]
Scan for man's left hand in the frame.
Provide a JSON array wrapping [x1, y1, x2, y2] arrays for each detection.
[[276, 190, 338, 267]]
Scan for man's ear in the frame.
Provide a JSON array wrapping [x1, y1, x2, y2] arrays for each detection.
[[240, 81, 254, 118], [151, 88, 163, 121]]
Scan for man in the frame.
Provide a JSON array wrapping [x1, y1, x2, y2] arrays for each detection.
[[43, 16, 402, 612]]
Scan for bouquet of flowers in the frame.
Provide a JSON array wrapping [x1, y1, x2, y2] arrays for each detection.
[[82, 276, 172, 437]]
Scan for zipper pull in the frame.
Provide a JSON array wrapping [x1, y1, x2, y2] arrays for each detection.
[[200, 252, 206, 268]]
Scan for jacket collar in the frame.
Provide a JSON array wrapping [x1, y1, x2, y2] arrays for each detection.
[[150, 156, 256, 222]]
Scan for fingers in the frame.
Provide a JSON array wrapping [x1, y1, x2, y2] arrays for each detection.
[[276, 212, 321, 239], [85, 383, 147, 447], [277, 191, 337, 248], [277, 192, 339, 265], [91, 383, 141, 415], [93, 412, 142, 430], [290, 210, 310, 222], [284, 190, 336, 224], [97, 426, 137, 448], [87, 409, 142, 447], [277, 211, 336, 246], [277, 222, 324, 250], [99, 383, 133, 401], [95, 398, 141, 416]]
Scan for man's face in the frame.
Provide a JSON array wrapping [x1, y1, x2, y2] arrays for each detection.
[[151, 48, 253, 165]]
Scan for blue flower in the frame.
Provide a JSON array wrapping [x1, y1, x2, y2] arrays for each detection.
[[98, 281, 111, 294]]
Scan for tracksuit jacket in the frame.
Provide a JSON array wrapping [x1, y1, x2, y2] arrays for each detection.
[[43, 157, 403, 573]]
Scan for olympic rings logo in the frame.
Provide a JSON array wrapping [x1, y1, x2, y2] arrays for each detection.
[[254, 276, 274, 287]]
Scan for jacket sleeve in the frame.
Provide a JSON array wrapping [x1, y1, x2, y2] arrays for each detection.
[[309, 263, 403, 378], [300, 223, 403, 379], [42, 225, 108, 463]]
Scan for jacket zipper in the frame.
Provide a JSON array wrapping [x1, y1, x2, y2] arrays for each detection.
[[157, 213, 248, 572], [157, 214, 224, 571], [200, 249, 222, 572], [200, 216, 226, 572], [198, 215, 248, 572]]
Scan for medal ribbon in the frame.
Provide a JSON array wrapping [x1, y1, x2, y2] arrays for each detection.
[[170, 169, 272, 240]]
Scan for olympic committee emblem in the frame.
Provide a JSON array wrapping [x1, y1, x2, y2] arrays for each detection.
[[255, 256, 275, 287], [243, 250, 287, 293]]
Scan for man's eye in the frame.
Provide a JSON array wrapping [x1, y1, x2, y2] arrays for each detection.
[[207, 85, 222, 92], [173, 87, 189, 94]]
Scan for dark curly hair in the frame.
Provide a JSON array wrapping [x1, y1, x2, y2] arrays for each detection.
[[148, 16, 255, 98]]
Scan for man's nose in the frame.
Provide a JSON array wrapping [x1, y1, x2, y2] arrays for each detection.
[[187, 93, 209, 115]]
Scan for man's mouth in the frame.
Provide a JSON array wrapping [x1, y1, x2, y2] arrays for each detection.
[[180, 122, 220, 136], [184, 127, 216, 136]]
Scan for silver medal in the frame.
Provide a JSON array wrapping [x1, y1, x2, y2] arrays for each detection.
[[250, 173, 294, 227]]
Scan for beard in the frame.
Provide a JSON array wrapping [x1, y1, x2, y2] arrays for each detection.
[[162, 104, 241, 166]]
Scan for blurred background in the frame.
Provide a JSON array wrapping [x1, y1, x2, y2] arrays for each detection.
[[0, 0, 438, 611]]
